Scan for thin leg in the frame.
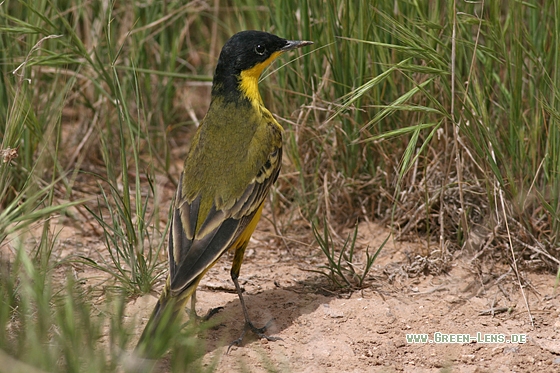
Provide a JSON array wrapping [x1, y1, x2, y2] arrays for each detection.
[[189, 290, 198, 320], [188, 289, 223, 323], [227, 244, 281, 353]]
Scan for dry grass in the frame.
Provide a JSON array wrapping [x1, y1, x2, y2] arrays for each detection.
[[2, 0, 560, 371]]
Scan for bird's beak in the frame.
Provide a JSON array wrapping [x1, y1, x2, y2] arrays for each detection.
[[281, 40, 314, 52]]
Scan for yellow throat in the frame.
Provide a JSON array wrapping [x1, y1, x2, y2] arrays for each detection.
[[238, 51, 282, 106]]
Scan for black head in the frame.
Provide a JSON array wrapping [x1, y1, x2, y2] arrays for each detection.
[[212, 30, 313, 101]]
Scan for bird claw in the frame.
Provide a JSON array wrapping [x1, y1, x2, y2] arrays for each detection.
[[202, 306, 224, 321], [226, 319, 282, 354], [189, 306, 224, 324]]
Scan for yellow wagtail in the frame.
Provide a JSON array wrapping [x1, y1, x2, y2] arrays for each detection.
[[135, 30, 312, 359]]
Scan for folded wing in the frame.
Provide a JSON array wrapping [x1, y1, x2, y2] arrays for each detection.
[[167, 146, 282, 296]]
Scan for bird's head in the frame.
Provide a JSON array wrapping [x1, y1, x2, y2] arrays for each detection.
[[212, 30, 313, 104]]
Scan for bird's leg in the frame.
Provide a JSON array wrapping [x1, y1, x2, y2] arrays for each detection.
[[188, 290, 199, 321], [188, 289, 223, 324], [227, 245, 281, 353]]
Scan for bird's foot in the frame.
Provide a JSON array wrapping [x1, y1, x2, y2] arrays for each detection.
[[227, 319, 282, 353], [188, 306, 224, 324], [202, 306, 224, 321]]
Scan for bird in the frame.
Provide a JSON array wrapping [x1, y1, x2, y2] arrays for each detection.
[[135, 30, 313, 359]]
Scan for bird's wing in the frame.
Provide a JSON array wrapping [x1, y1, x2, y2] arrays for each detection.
[[166, 146, 282, 295]]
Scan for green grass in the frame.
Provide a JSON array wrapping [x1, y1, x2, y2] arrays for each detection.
[[1, 0, 560, 371], [311, 220, 386, 290]]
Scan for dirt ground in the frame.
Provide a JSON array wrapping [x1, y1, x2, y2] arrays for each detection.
[[123, 218, 560, 373]]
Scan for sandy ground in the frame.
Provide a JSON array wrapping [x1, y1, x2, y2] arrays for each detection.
[[124, 220, 560, 373]]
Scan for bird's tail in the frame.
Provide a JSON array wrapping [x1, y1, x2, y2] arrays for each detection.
[[134, 281, 194, 360]]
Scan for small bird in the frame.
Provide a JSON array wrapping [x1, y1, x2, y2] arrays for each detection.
[[135, 30, 312, 359]]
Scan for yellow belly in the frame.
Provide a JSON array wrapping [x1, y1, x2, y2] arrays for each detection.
[[230, 202, 264, 252]]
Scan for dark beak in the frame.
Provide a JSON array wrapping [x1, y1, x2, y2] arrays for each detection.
[[281, 40, 314, 52]]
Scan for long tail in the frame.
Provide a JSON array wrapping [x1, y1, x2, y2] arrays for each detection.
[[134, 280, 194, 360]]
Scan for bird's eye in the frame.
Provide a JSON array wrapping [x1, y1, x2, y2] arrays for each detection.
[[254, 44, 266, 56]]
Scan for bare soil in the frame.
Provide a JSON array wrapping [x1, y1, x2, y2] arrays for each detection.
[[125, 219, 560, 373]]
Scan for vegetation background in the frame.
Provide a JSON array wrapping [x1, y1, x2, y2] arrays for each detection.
[[1, 0, 559, 371]]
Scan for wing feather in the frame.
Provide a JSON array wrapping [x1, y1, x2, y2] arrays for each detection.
[[167, 145, 282, 295]]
